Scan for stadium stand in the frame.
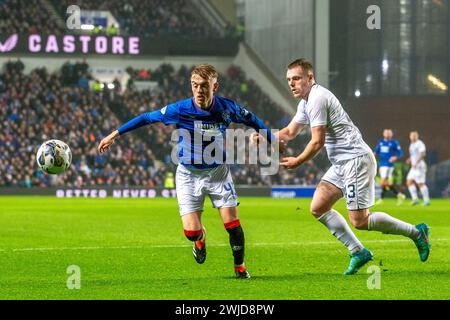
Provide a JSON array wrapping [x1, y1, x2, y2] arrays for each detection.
[[0, 0, 228, 38], [51, 0, 224, 38], [0, 0, 63, 35], [0, 60, 328, 188]]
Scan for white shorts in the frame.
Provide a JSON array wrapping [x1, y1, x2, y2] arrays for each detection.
[[322, 153, 377, 210], [407, 162, 427, 184], [176, 164, 238, 216], [379, 166, 394, 179]]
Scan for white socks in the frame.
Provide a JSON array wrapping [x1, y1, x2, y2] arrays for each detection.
[[318, 209, 362, 253], [368, 212, 419, 239], [408, 184, 430, 203], [420, 185, 430, 203], [408, 184, 418, 201]]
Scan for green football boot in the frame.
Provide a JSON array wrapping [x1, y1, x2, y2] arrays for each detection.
[[413, 223, 430, 262], [344, 248, 373, 275]]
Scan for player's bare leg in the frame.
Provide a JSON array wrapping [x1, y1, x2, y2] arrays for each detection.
[[219, 206, 249, 279], [182, 212, 207, 264], [311, 181, 371, 274], [378, 177, 403, 205], [348, 208, 430, 262], [311, 181, 364, 252], [376, 178, 389, 204]]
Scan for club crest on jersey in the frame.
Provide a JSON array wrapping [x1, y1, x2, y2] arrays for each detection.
[[221, 110, 231, 122]]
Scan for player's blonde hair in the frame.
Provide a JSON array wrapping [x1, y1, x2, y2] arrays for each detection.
[[191, 64, 219, 81]]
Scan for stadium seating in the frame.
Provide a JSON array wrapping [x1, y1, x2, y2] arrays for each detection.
[[51, 0, 224, 38], [0, 0, 231, 39], [0, 60, 327, 188], [0, 0, 62, 35]]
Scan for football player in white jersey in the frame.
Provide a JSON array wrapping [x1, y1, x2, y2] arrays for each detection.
[[275, 59, 430, 274], [406, 131, 430, 206]]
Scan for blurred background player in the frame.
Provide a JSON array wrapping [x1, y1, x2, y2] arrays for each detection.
[[98, 64, 278, 279], [374, 129, 406, 205], [276, 59, 430, 274], [406, 131, 430, 206]]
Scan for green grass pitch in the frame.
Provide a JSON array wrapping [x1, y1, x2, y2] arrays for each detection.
[[0, 196, 449, 300]]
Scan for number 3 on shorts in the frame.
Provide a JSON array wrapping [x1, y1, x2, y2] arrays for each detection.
[[346, 184, 356, 199]]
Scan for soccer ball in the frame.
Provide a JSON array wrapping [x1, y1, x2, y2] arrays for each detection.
[[36, 139, 72, 174]]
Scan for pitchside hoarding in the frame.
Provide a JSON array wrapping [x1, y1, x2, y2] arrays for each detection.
[[0, 187, 318, 198], [0, 34, 238, 56]]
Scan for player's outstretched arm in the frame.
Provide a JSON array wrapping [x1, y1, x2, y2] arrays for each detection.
[[97, 113, 154, 154], [97, 106, 178, 154], [395, 142, 404, 159], [281, 125, 325, 170], [277, 119, 305, 142], [98, 130, 119, 154], [374, 141, 380, 157], [251, 119, 304, 154]]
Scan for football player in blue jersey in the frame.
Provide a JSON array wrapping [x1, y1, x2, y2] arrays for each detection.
[[98, 64, 281, 279], [374, 129, 406, 205]]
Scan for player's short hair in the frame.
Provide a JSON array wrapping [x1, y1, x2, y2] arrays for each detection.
[[191, 64, 218, 81], [287, 59, 314, 74]]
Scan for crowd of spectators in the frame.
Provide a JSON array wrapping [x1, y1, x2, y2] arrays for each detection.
[[0, 60, 327, 188], [0, 0, 63, 35], [0, 60, 170, 188], [125, 64, 291, 129], [1, 0, 236, 39], [52, 0, 224, 38], [124, 63, 328, 186]]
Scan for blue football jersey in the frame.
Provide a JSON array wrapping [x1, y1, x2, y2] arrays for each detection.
[[374, 139, 403, 167], [117, 96, 273, 169]]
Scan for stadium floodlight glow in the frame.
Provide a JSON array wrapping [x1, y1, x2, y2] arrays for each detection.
[[354, 90, 361, 97], [427, 74, 448, 91], [80, 24, 95, 30], [382, 59, 389, 75]]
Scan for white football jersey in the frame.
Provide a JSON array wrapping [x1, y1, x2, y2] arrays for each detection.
[[293, 84, 372, 164], [409, 140, 426, 166]]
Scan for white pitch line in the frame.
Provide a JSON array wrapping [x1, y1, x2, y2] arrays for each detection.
[[2, 238, 449, 253]]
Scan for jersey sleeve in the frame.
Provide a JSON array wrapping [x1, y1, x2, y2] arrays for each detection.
[[307, 94, 328, 128], [229, 102, 274, 144], [418, 141, 426, 153], [374, 141, 381, 154], [292, 102, 308, 124], [117, 104, 179, 135], [394, 140, 404, 158]]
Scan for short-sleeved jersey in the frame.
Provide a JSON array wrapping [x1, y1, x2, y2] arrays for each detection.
[[374, 139, 404, 168], [293, 84, 372, 164], [117, 96, 273, 170], [409, 139, 426, 166]]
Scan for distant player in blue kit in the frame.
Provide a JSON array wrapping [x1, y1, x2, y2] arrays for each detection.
[[374, 129, 406, 205], [98, 64, 280, 279]]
